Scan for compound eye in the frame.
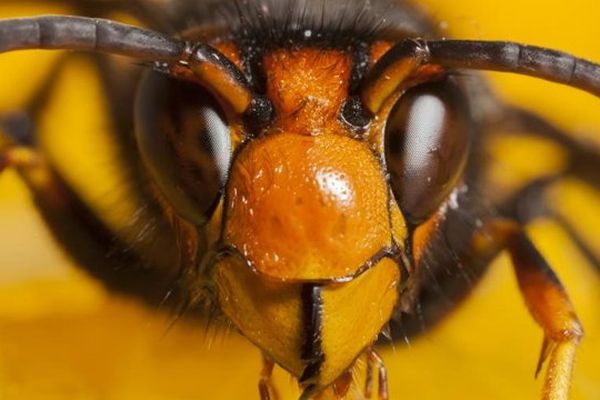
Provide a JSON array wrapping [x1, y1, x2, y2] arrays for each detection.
[[135, 70, 232, 224], [384, 77, 470, 225]]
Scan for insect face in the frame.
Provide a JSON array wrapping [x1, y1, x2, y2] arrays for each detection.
[[0, 0, 600, 399], [137, 40, 412, 390]]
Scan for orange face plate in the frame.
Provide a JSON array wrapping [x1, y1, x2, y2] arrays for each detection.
[[224, 132, 392, 281]]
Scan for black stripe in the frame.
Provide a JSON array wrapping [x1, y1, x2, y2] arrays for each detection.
[[32, 170, 179, 305], [350, 40, 370, 93], [299, 284, 324, 385]]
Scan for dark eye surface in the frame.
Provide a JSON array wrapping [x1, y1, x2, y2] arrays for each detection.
[[135, 70, 231, 224], [385, 78, 470, 225]]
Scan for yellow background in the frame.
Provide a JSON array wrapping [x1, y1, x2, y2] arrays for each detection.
[[0, 1, 599, 399]]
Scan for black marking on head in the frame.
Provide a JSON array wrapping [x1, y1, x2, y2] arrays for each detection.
[[299, 284, 325, 385], [225, 0, 386, 48], [136, 0, 438, 47], [350, 40, 371, 92], [230, 0, 382, 94], [242, 95, 274, 134], [230, 0, 386, 93], [340, 95, 373, 133]]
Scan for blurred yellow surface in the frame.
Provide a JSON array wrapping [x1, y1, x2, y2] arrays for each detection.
[[0, 1, 599, 399]]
